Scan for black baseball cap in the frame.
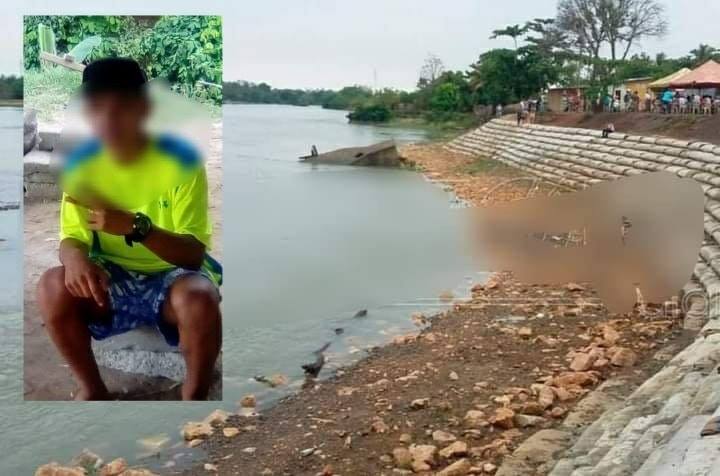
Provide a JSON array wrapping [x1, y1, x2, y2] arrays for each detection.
[[81, 57, 148, 97]]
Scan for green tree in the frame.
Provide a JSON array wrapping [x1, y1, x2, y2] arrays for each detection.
[[24, 16, 222, 105], [490, 24, 528, 50], [689, 44, 719, 66], [429, 83, 461, 112]]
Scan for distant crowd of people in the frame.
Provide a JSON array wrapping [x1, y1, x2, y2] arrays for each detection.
[[597, 90, 720, 115], [656, 90, 720, 115]]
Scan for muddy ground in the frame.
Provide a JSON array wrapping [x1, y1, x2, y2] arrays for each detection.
[[537, 111, 720, 145], [174, 144, 694, 476]]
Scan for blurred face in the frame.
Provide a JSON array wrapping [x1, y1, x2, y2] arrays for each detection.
[[83, 92, 149, 153]]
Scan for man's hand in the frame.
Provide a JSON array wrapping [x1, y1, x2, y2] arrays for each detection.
[[66, 195, 134, 236], [63, 250, 110, 308]]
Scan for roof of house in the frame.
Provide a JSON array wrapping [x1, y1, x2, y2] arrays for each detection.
[[670, 60, 720, 88], [548, 85, 586, 91], [623, 77, 653, 83], [649, 68, 692, 89]]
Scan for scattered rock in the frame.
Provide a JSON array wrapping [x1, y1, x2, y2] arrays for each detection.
[[100, 458, 127, 476], [410, 398, 430, 410], [392, 447, 413, 470], [601, 325, 620, 345], [569, 352, 597, 371], [593, 357, 610, 369], [552, 386, 573, 402], [300, 447, 316, 457], [553, 371, 598, 388], [566, 282, 585, 292], [610, 347, 638, 367], [204, 463, 218, 472], [182, 422, 213, 440], [514, 414, 546, 428], [399, 433, 413, 444], [482, 462, 497, 473], [223, 427, 240, 438], [520, 401, 545, 416], [449, 371, 459, 381], [409, 444, 437, 472], [393, 333, 419, 345], [518, 327, 533, 338], [537, 385, 555, 409], [490, 407, 515, 429], [411, 312, 428, 326], [432, 430, 457, 443], [203, 409, 232, 426], [70, 449, 103, 470], [253, 374, 289, 388], [34, 463, 86, 476], [371, 417, 389, 434], [439, 441, 468, 459], [268, 374, 289, 387], [464, 410, 487, 428], [239, 394, 257, 408], [437, 458, 472, 476]]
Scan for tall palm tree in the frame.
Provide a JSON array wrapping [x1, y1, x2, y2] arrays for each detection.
[[690, 44, 719, 66], [490, 24, 528, 51]]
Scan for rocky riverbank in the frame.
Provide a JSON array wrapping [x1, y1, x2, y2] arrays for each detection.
[[34, 137, 698, 475], [168, 143, 693, 476]]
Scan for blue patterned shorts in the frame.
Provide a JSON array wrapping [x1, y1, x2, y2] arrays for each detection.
[[87, 259, 217, 346]]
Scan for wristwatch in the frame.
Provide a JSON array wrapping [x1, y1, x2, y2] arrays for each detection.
[[125, 212, 152, 246]]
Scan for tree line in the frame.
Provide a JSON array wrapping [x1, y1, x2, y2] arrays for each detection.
[[226, 0, 714, 122], [0, 75, 23, 100]]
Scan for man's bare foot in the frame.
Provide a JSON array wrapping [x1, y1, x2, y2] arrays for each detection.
[[74, 387, 111, 401]]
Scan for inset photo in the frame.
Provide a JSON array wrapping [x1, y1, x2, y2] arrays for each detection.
[[22, 15, 223, 401]]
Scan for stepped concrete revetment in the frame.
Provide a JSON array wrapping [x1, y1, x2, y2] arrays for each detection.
[[445, 118, 720, 475]]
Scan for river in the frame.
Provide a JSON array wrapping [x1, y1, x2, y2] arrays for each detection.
[[0, 104, 479, 474]]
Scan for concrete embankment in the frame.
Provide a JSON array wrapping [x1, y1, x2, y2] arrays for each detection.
[[446, 118, 720, 475]]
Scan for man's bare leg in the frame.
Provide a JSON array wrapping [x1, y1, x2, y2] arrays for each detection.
[[163, 275, 221, 400], [37, 266, 110, 400]]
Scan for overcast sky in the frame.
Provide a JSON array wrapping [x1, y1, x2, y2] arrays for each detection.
[[3, 0, 719, 90]]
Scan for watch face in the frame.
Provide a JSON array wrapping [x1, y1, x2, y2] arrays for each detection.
[[134, 213, 152, 237]]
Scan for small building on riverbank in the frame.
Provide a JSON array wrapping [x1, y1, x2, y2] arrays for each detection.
[[547, 86, 586, 112], [611, 77, 653, 102]]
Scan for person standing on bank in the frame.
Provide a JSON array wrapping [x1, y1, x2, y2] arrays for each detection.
[[37, 58, 222, 401]]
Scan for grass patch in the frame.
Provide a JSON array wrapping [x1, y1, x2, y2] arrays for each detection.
[[24, 67, 221, 122], [24, 67, 82, 121]]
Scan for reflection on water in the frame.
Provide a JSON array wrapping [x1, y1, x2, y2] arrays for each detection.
[[1, 105, 479, 474]]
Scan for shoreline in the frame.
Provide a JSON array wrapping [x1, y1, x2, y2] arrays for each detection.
[[35, 123, 697, 475], [172, 142, 692, 475], [0, 99, 22, 107]]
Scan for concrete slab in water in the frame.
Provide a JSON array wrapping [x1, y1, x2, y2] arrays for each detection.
[[299, 140, 402, 166]]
